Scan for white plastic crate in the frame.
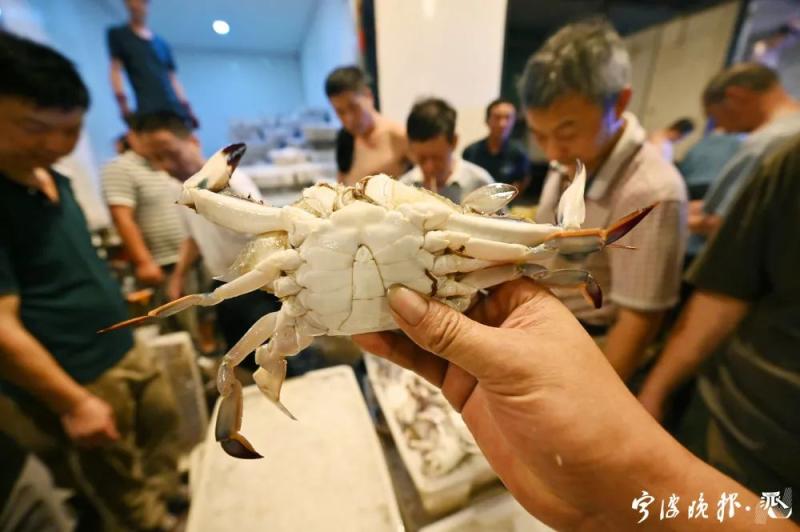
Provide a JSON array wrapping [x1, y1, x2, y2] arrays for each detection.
[[187, 366, 403, 532], [144, 331, 208, 452], [364, 354, 499, 516], [420, 491, 555, 532]]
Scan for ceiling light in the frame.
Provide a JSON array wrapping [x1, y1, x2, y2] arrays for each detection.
[[212, 19, 230, 35]]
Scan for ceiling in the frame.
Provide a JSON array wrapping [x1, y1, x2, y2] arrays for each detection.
[[103, 0, 320, 53]]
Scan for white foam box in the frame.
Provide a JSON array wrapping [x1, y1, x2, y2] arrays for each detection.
[[187, 366, 404, 532], [144, 331, 208, 452], [420, 491, 555, 532], [364, 354, 499, 516]]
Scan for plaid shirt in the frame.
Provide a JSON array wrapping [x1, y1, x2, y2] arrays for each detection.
[[535, 113, 688, 326]]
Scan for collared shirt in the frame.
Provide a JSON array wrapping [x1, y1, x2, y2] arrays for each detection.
[[703, 110, 800, 216], [0, 170, 132, 392], [179, 169, 262, 277], [399, 157, 494, 204], [688, 135, 800, 484], [102, 150, 187, 266], [535, 112, 687, 326], [462, 137, 530, 185]]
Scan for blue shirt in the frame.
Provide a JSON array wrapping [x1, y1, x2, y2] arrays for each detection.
[[703, 111, 800, 216], [107, 25, 183, 115], [677, 132, 742, 200]]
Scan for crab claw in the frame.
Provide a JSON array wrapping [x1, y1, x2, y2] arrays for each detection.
[[543, 203, 657, 256], [215, 377, 262, 459], [179, 142, 247, 206], [605, 203, 657, 245]]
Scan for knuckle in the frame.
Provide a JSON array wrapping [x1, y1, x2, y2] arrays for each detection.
[[425, 304, 463, 355]]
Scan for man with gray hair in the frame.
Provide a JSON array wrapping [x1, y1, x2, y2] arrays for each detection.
[[519, 20, 687, 381], [689, 63, 800, 241]]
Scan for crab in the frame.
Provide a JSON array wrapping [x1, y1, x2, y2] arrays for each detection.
[[101, 143, 654, 459]]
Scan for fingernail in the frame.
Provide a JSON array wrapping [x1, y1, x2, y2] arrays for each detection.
[[387, 286, 428, 326]]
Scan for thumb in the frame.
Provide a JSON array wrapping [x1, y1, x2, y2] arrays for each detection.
[[387, 286, 505, 378]]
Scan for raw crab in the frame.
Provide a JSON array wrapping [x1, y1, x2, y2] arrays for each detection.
[[102, 143, 654, 459]]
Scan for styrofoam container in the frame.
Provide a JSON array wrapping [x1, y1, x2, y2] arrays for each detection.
[[187, 366, 404, 532], [144, 332, 208, 452], [364, 354, 499, 516], [420, 491, 555, 532]]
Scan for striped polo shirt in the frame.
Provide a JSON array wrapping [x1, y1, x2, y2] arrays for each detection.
[[102, 150, 186, 266]]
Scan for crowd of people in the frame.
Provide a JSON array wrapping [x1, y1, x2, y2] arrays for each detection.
[[0, 2, 797, 531]]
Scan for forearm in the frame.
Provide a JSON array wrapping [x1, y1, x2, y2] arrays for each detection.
[[0, 317, 88, 414], [110, 208, 155, 266], [110, 62, 129, 115], [173, 238, 200, 277], [574, 391, 789, 530], [639, 291, 748, 402], [604, 308, 664, 381], [169, 72, 188, 102]]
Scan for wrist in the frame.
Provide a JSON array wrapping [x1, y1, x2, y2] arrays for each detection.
[[134, 256, 156, 268], [55, 387, 93, 416]]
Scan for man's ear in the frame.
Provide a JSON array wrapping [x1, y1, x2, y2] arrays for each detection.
[[724, 85, 750, 105], [362, 86, 374, 104], [451, 133, 459, 150], [614, 86, 632, 119]]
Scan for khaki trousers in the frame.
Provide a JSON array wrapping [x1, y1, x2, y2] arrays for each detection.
[[0, 346, 183, 531]]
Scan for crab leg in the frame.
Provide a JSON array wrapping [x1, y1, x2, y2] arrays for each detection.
[[213, 310, 282, 459], [97, 250, 300, 333], [187, 190, 288, 234], [253, 342, 296, 420], [542, 204, 656, 255], [521, 265, 603, 308]]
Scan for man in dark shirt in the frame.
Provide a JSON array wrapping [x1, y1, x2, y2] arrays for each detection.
[[0, 32, 182, 531], [639, 134, 800, 516], [463, 98, 530, 192], [107, 0, 198, 126]]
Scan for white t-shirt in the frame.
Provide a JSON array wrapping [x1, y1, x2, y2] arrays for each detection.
[[399, 157, 494, 204], [181, 169, 262, 277]]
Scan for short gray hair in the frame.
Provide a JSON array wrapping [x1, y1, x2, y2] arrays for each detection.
[[518, 19, 631, 109], [702, 63, 779, 105]]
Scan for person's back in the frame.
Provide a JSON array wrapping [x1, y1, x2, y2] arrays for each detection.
[[677, 130, 742, 200], [641, 134, 800, 499], [691, 136, 800, 493], [698, 63, 800, 222]]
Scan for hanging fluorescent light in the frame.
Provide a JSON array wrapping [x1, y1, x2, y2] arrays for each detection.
[[212, 19, 230, 35]]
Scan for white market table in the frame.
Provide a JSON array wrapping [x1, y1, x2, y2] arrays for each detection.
[[187, 366, 403, 532]]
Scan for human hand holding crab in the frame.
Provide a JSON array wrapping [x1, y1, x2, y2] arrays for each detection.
[[355, 283, 788, 531]]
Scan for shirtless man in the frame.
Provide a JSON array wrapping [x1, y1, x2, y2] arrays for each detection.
[[325, 66, 410, 185]]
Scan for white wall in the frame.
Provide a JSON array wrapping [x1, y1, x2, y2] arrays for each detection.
[[300, 0, 358, 110], [625, 1, 741, 158], [173, 48, 306, 154], [0, 0, 310, 226], [375, 0, 507, 150]]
